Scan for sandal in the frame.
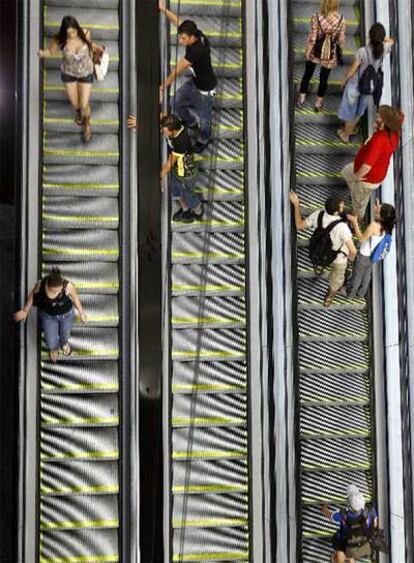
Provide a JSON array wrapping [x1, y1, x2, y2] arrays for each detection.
[[83, 117, 92, 143], [336, 128, 350, 144], [314, 103, 324, 113], [323, 292, 334, 307], [74, 110, 83, 126], [49, 350, 59, 363], [296, 94, 306, 108], [61, 343, 72, 357]]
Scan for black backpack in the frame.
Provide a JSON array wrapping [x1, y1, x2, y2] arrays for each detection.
[[308, 211, 345, 273], [358, 47, 384, 106]]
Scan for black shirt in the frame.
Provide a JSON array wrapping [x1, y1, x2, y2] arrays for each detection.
[[35, 278, 73, 316], [167, 127, 198, 179], [184, 33, 217, 91]]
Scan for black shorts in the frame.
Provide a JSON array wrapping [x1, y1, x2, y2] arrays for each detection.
[[332, 532, 347, 553], [61, 72, 94, 84]]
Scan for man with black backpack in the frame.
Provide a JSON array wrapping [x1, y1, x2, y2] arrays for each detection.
[[321, 485, 382, 563], [290, 192, 356, 307]]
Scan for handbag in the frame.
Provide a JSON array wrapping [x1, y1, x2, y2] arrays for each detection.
[[92, 45, 109, 82]]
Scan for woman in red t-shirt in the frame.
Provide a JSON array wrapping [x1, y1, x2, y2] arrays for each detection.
[[341, 105, 404, 219]]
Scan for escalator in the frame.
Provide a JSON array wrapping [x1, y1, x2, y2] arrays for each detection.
[[36, 0, 123, 560], [291, 1, 376, 560], [165, 0, 249, 560]]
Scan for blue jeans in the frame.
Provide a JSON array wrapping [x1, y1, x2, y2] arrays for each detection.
[[40, 308, 75, 350], [172, 80, 214, 146], [169, 173, 201, 210]]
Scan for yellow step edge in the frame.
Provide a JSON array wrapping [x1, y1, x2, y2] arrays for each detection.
[[40, 555, 119, 563], [172, 484, 247, 493], [40, 484, 119, 495], [40, 519, 119, 530], [42, 416, 119, 426], [172, 416, 246, 425], [172, 552, 248, 562], [43, 183, 119, 189], [173, 517, 248, 528], [172, 450, 247, 460], [172, 383, 246, 392], [41, 450, 119, 461], [45, 20, 120, 31], [43, 214, 118, 223]]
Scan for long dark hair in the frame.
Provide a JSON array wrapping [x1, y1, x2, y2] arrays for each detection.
[[178, 20, 211, 49], [379, 203, 396, 234], [47, 267, 64, 288], [54, 15, 91, 50], [369, 23, 386, 59]]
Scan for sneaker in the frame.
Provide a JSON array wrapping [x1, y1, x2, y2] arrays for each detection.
[[172, 208, 186, 222], [180, 209, 195, 223], [192, 209, 203, 221], [193, 141, 208, 154]]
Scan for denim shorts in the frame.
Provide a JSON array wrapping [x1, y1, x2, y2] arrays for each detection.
[[61, 72, 94, 84]]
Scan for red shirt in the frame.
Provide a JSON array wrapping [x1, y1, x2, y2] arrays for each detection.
[[354, 130, 400, 183]]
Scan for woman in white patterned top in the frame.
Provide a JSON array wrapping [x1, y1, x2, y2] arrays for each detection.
[[297, 0, 346, 112], [38, 16, 94, 142]]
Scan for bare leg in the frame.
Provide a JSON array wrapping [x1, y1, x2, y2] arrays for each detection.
[[78, 82, 93, 141], [64, 82, 80, 121]]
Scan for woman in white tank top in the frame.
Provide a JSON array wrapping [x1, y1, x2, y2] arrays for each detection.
[[344, 199, 395, 298]]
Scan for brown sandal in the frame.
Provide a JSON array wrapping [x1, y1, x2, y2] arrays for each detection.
[[62, 343, 72, 357], [323, 292, 334, 307], [75, 110, 83, 126], [83, 117, 92, 142], [336, 128, 350, 144]]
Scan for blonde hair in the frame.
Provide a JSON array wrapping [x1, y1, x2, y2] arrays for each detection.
[[320, 0, 339, 15]]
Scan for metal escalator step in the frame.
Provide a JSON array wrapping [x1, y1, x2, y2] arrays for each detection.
[[300, 372, 370, 406], [43, 164, 119, 197], [172, 232, 244, 265], [44, 132, 119, 166], [295, 153, 351, 185], [41, 393, 118, 427], [41, 327, 119, 360], [295, 184, 350, 213], [196, 139, 243, 170], [45, 0, 118, 8], [171, 47, 242, 77], [298, 307, 368, 341], [41, 426, 118, 462], [172, 426, 247, 461], [212, 108, 243, 139], [172, 329, 246, 361], [172, 360, 246, 393], [41, 262, 119, 294], [195, 169, 244, 201], [40, 529, 119, 563], [172, 526, 249, 561], [44, 69, 119, 102], [41, 360, 119, 393], [172, 392, 247, 427], [301, 436, 372, 472], [172, 201, 244, 234], [172, 264, 245, 297], [40, 494, 119, 530], [299, 340, 369, 373], [295, 123, 360, 154], [43, 40, 119, 72], [172, 296, 245, 329], [171, 16, 242, 47], [293, 4, 359, 33], [74, 294, 119, 326], [172, 459, 248, 494], [44, 101, 119, 134], [41, 460, 119, 495], [300, 403, 372, 440], [297, 278, 365, 310], [43, 196, 119, 230], [43, 229, 119, 262], [172, 493, 248, 528], [302, 470, 372, 505], [44, 6, 119, 40], [170, 0, 241, 17]]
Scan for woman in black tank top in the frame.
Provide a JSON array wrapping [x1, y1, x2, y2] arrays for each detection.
[[14, 268, 87, 363]]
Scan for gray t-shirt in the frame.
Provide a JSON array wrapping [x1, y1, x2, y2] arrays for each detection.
[[349, 43, 392, 87]]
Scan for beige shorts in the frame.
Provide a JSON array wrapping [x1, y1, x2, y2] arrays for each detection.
[[329, 261, 348, 293], [342, 162, 381, 219]]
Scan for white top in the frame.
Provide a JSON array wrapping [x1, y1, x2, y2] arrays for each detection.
[[360, 233, 385, 256], [306, 210, 353, 264]]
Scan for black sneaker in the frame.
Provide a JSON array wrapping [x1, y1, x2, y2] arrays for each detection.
[[192, 208, 203, 221], [172, 208, 185, 222], [193, 141, 208, 154], [180, 209, 195, 223]]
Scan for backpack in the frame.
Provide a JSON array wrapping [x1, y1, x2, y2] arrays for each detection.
[[341, 509, 372, 558], [358, 47, 384, 106], [308, 211, 345, 272], [371, 233, 392, 263], [312, 14, 343, 63]]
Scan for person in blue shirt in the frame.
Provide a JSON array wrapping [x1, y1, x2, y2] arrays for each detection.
[[321, 485, 378, 562]]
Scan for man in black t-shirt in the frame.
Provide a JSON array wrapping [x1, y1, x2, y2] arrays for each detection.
[[160, 114, 203, 223], [159, 1, 217, 153]]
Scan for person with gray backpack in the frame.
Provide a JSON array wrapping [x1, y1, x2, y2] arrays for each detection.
[[337, 23, 394, 143]]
